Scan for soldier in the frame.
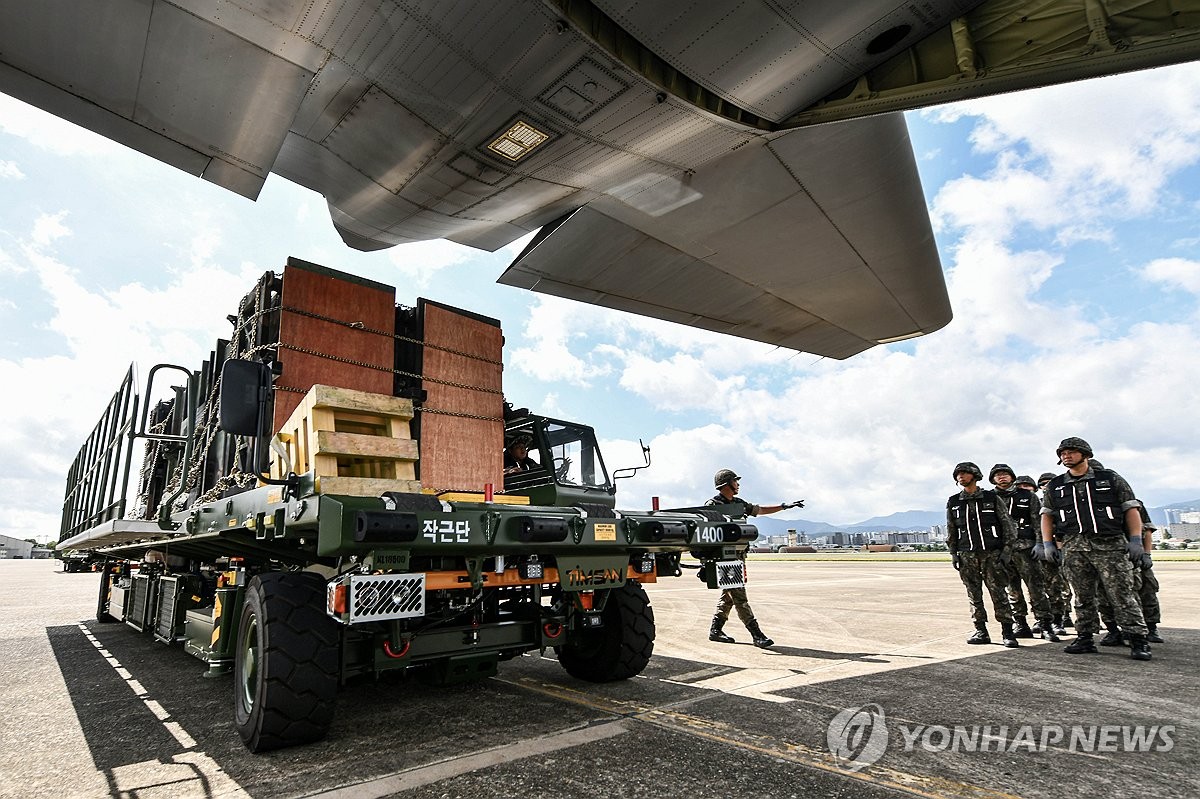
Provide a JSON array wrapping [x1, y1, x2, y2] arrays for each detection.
[[947, 462, 1019, 647], [990, 465, 1057, 642], [1036, 437, 1151, 660], [1036, 470, 1073, 632], [1099, 510, 1165, 645], [705, 469, 802, 648]]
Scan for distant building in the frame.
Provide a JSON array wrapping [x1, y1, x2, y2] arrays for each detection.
[[0, 535, 34, 559], [1168, 522, 1200, 540]]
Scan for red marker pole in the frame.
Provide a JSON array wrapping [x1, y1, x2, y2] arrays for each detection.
[[651, 496, 660, 511], [484, 483, 494, 502]]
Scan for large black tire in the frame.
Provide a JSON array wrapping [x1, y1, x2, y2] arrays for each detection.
[[234, 572, 340, 752], [557, 582, 655, 682]]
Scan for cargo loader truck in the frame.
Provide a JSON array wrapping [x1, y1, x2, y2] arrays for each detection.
[[58, 257, 757, 752]]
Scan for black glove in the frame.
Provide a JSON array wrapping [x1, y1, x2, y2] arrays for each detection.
[[1036, 542, 1061, 564], [1140, 552, 1153, 570], [779, 500, 805, 509], [1126, 535, 1146, 564], [1031, 541, 1046, 561], [951, 552, 961, 571]]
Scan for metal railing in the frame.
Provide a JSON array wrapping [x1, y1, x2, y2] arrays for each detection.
[[59, 365, 139, 541]]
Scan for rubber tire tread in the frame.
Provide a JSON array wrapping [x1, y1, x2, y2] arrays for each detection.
[[558, 582, 655, 682], [234, 572, 339, 752]]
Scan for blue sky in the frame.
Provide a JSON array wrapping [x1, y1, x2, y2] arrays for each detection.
[[3, 63, 1200, 543]]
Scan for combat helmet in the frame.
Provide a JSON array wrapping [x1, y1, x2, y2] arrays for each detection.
[[1038, 471, 1056, 486], [1015, 474, 1037, 488], [988, 463, 1016, 484], [714, 468, 741, 489], [952, 462, 983, 481], [1056, 436, 1093, 460]]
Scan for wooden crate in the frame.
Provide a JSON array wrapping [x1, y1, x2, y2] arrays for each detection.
[[416, 300, 505, 492], [270, 384, 421, 497], [272, 258, 397, 431]]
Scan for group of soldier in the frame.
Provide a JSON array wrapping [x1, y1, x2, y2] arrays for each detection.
[[948, 436, 1163, 661]]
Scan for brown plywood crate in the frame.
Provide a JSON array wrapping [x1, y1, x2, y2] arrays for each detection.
[[273, 258, 397, 431], [271, 384, 420, 496], [416, 301, 504, 492]]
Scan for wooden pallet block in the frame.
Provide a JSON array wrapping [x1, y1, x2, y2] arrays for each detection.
[[270, 385, 420, 496]]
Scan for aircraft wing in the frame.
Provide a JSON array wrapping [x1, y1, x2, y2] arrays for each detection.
[[499, 114, 948, 359], [5, 1, 1197, 354]]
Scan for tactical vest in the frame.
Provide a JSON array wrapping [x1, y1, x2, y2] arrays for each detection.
[[999, 487, 1039, 541], [1045, 469, 1126, 537], [946, 490, 1004, 551]]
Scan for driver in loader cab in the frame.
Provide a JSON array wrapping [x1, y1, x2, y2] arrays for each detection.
[[503, 434, 540, 475]]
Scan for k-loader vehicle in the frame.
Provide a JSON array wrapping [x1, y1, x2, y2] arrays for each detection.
[[58, 258, 757, 752]]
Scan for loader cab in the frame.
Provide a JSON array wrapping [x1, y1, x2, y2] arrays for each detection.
[[503, 416, 614, 508]]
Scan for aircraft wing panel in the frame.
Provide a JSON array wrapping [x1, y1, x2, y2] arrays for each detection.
[[0, 0, 313, 199], [500, 114, 950, 358]]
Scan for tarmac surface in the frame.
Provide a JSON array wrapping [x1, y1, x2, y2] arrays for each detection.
[[2, 557, 1197, 799]]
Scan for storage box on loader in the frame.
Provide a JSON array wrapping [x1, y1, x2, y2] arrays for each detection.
[[57, 258, 758, 752]]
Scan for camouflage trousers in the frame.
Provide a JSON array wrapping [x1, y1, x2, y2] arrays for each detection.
[[1062, 549, 1147, 636], [1039, 559, 1073, 618], [714, 588, 757, 627], [957, 550, 1014, 625], [1099, 565, 1161, 626], [1006, 545, 1051, 624]]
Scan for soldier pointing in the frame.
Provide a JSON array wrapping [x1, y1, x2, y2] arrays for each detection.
[[705, 468, 802, 649]]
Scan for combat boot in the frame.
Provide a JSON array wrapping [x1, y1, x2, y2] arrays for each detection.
[[1099, 623, 1125, 647], [967, 623, 991, 645], [1063, 634, 1097, 654], [1000, 623, 1020, 648], [746, 620, 773, 648], [708, 617, 735, 644], [1012, 617, 1034, 638], [1129, 634, 1152, 661], [1040, 619, 1060, 643], [1051, 615, 1068, 637], [1031, 619, 1043, 634], [1062, 614, 1074, 629], [1147, 624, 1164, 644]]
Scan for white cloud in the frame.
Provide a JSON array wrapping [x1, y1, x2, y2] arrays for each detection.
[[1141, 257, 1200, 295], [928, 64, 1200, 244], [31, 211, 71, 248], [0, 160, 24, 179], [386, 239, 475, 288]]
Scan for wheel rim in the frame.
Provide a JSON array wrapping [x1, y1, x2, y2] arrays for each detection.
[[240, 613, 259, 714]]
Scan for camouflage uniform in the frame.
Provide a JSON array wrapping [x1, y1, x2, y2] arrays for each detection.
[[1036, 473, 1072, 626], [706, 496, 760, 628], [1041, 467, 1147, 636], [947, 487, 1017, 626], [1099, 512, 1162, 632], [996, 484, 1051, 630]]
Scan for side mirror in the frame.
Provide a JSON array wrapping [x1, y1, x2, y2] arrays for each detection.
[[219, 359, 270, 436]]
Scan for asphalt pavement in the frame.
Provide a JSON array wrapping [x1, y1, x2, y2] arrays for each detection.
[[2, 558, 1196, 799]]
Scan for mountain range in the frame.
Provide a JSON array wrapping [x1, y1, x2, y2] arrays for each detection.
[[747, 499, 1200, 537]]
